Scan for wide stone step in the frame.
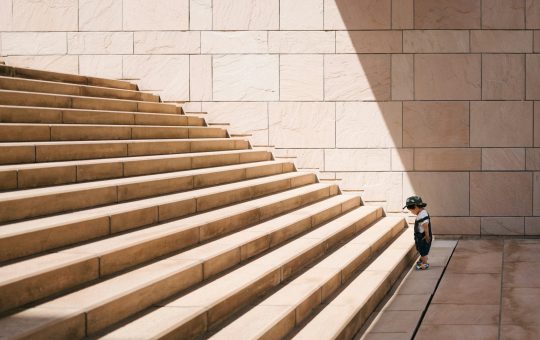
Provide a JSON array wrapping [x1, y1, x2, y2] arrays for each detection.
[[0, 76, 159, 102], [0, 149, 271, 190], [0, 172, 319, 263], [0, 90, 180, 114], [0, 191, 349, 317], [0, 123, 227, 142], [0, 105, 205, 126], [99, 206, 382, 340], [293, 229, 416, 340], [0, 160, 294, 224], [0, 64, 137, 91], [0, 138, 249, 165], [211, 217, 407, 340]]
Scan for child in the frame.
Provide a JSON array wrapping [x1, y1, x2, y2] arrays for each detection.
[[403, 196, 432, 270]]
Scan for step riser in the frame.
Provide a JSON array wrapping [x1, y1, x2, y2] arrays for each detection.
[[0, 162, 294, 224], [0, 77, 159, 102], [0, 151, 271, 190], [0, 125, 226, 142], [0, 139, 249, 165]]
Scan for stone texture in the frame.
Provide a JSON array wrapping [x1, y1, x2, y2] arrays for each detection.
[[4, 55, 78, 73], [68, 32, 133, 55], [336, 102, 401, 148], [414, 148, 481, 171], [269, 102, 335, 148], [280, 0, 323, 30], [336, 31, 401, 53], [471, 30, 532, 53], [481, 217, 525, 235], [404, 30, 469, 53], [392, 149, 414, 171], [190, 0, 212, 30], [325, 149, 391, 172], [324, 0, 391, 30], [527, 55, 540, 99], [414, 0, 481, 29], [0, 0, 12, 31], [135, 31, 200, 54], [525, 218, 540, 235], [470, 172, 532, 216], [534, 173, 540, 216], [482, 54, 525, 100], [13, 0, 77, 31], [391, 54, 413, 100], [423, 304, 500, 325], [527, 0, 540, 29], [123, 0, 188, 30], [416, 325, 498, 340], [79, 0, 122, 31], [213, 55, 278, 101], [502, 288, 540, 325], [403, 102, 469, 147], [280, 55, 323, 101], [79, 55, 122, 79], [415, 54, 481, 100], [190, 55, 212, 102], [392, 0, 413, 29], [482, 0, 525, 29], [273, 149, 324, 169], [535, 31, 540, 52], [2, 32, 67, 55], [403, 172, 469, 216], [470, 101, 533, 147], [340, 172, 402, 211], [483, 148, 525, 171], [123, 55, 189, 101], [430, 217, 481, 235], [268, 31, 334, 54], [325, 54, 391, 101], [202, 31, 266, 54], [213, 0, 279, 30], [433, 273, 501, 304]]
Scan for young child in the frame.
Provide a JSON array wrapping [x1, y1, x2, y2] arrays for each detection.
[[403, 196, 432, 270]]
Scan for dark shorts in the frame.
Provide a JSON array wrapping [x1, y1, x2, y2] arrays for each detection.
[[415, 237, 431, 257]]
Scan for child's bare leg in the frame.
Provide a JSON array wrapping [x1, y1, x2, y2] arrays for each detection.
[[421, 255, 428, 264]]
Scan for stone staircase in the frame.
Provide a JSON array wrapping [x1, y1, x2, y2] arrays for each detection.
[[0, 64, 416, 339]]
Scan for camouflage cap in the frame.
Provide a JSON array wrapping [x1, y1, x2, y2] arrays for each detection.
[[403, 195, 427, 209]]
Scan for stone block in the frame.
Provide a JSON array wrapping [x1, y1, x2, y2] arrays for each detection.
[[202, 102, 268, 145], [415, 54, 481, 100], [431, 217, 481, 235], [213, 55, 278, 101], [525, 217, 540, 235], [336, 102, 402, 148], [325, 54, 391, 101], [79, 55, 122, 79], [324, 0, 391, 30], [123, 55, 189, 101], [4, 55, 78, 73], [414, 0, 481, 29], [527, 0, 540, 29], [527, 55, 540, 99], [79, 0, 122, 31], [0, 0, 12, 31], [13, 0, 77, 31], [2, 32, 67, 55], [123, 0, 188, 30], [470, 101, 533, 147], [280, 0, 323, 30], [534, 173, 540, 215], [482, 0, 525, 29], [273, 149, 324, 169], [403, 172, 470, 216], [403, 101, 469, 147], [190, 55, 212, 102], [392, 0, 413, 29], [213, 0, 279, 30], [68, 32, 133, 54], [403, 30, 469, 53], [481, 217, 525, 235], [269, 31, 334, 53], [336, 31, 401, 53], [280, 55, 323, 101], [535, 31, 540, 52], [340, 172, 402, 211], [269, 102, 335, 148], [392, 149, 414, 171], [471, 172, 532, 216], [471, 30, 532, 53], [190, 0, 212, 30], [324, 149, 391, 172], [391, 54, 413, 100], [202, 31, 267, 54], [483, 148, 525, 171], [414, 148, 481, 171], [135, 31, 200, 54], [482, 54, 525, 100]]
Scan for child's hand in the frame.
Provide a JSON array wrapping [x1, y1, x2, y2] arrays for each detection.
[[423, 236, 431, 243]]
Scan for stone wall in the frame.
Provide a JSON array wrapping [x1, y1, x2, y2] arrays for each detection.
[[1, 0, 540, 236]]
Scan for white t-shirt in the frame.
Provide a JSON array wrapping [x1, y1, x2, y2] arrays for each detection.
[[416, 210, 429, 233]]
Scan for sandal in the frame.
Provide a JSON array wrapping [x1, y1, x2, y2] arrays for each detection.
[[415, 263, 430, 270]]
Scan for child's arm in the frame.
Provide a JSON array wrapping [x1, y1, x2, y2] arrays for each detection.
[[421, 221, 431, 243]]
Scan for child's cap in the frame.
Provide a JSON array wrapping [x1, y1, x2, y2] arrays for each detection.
[[403, 195, 427, 209]]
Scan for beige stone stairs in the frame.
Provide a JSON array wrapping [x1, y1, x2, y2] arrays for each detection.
[[0, 64, 416, 339]]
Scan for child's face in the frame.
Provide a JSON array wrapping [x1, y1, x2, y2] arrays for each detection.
[[407, 206, 420, 215]]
